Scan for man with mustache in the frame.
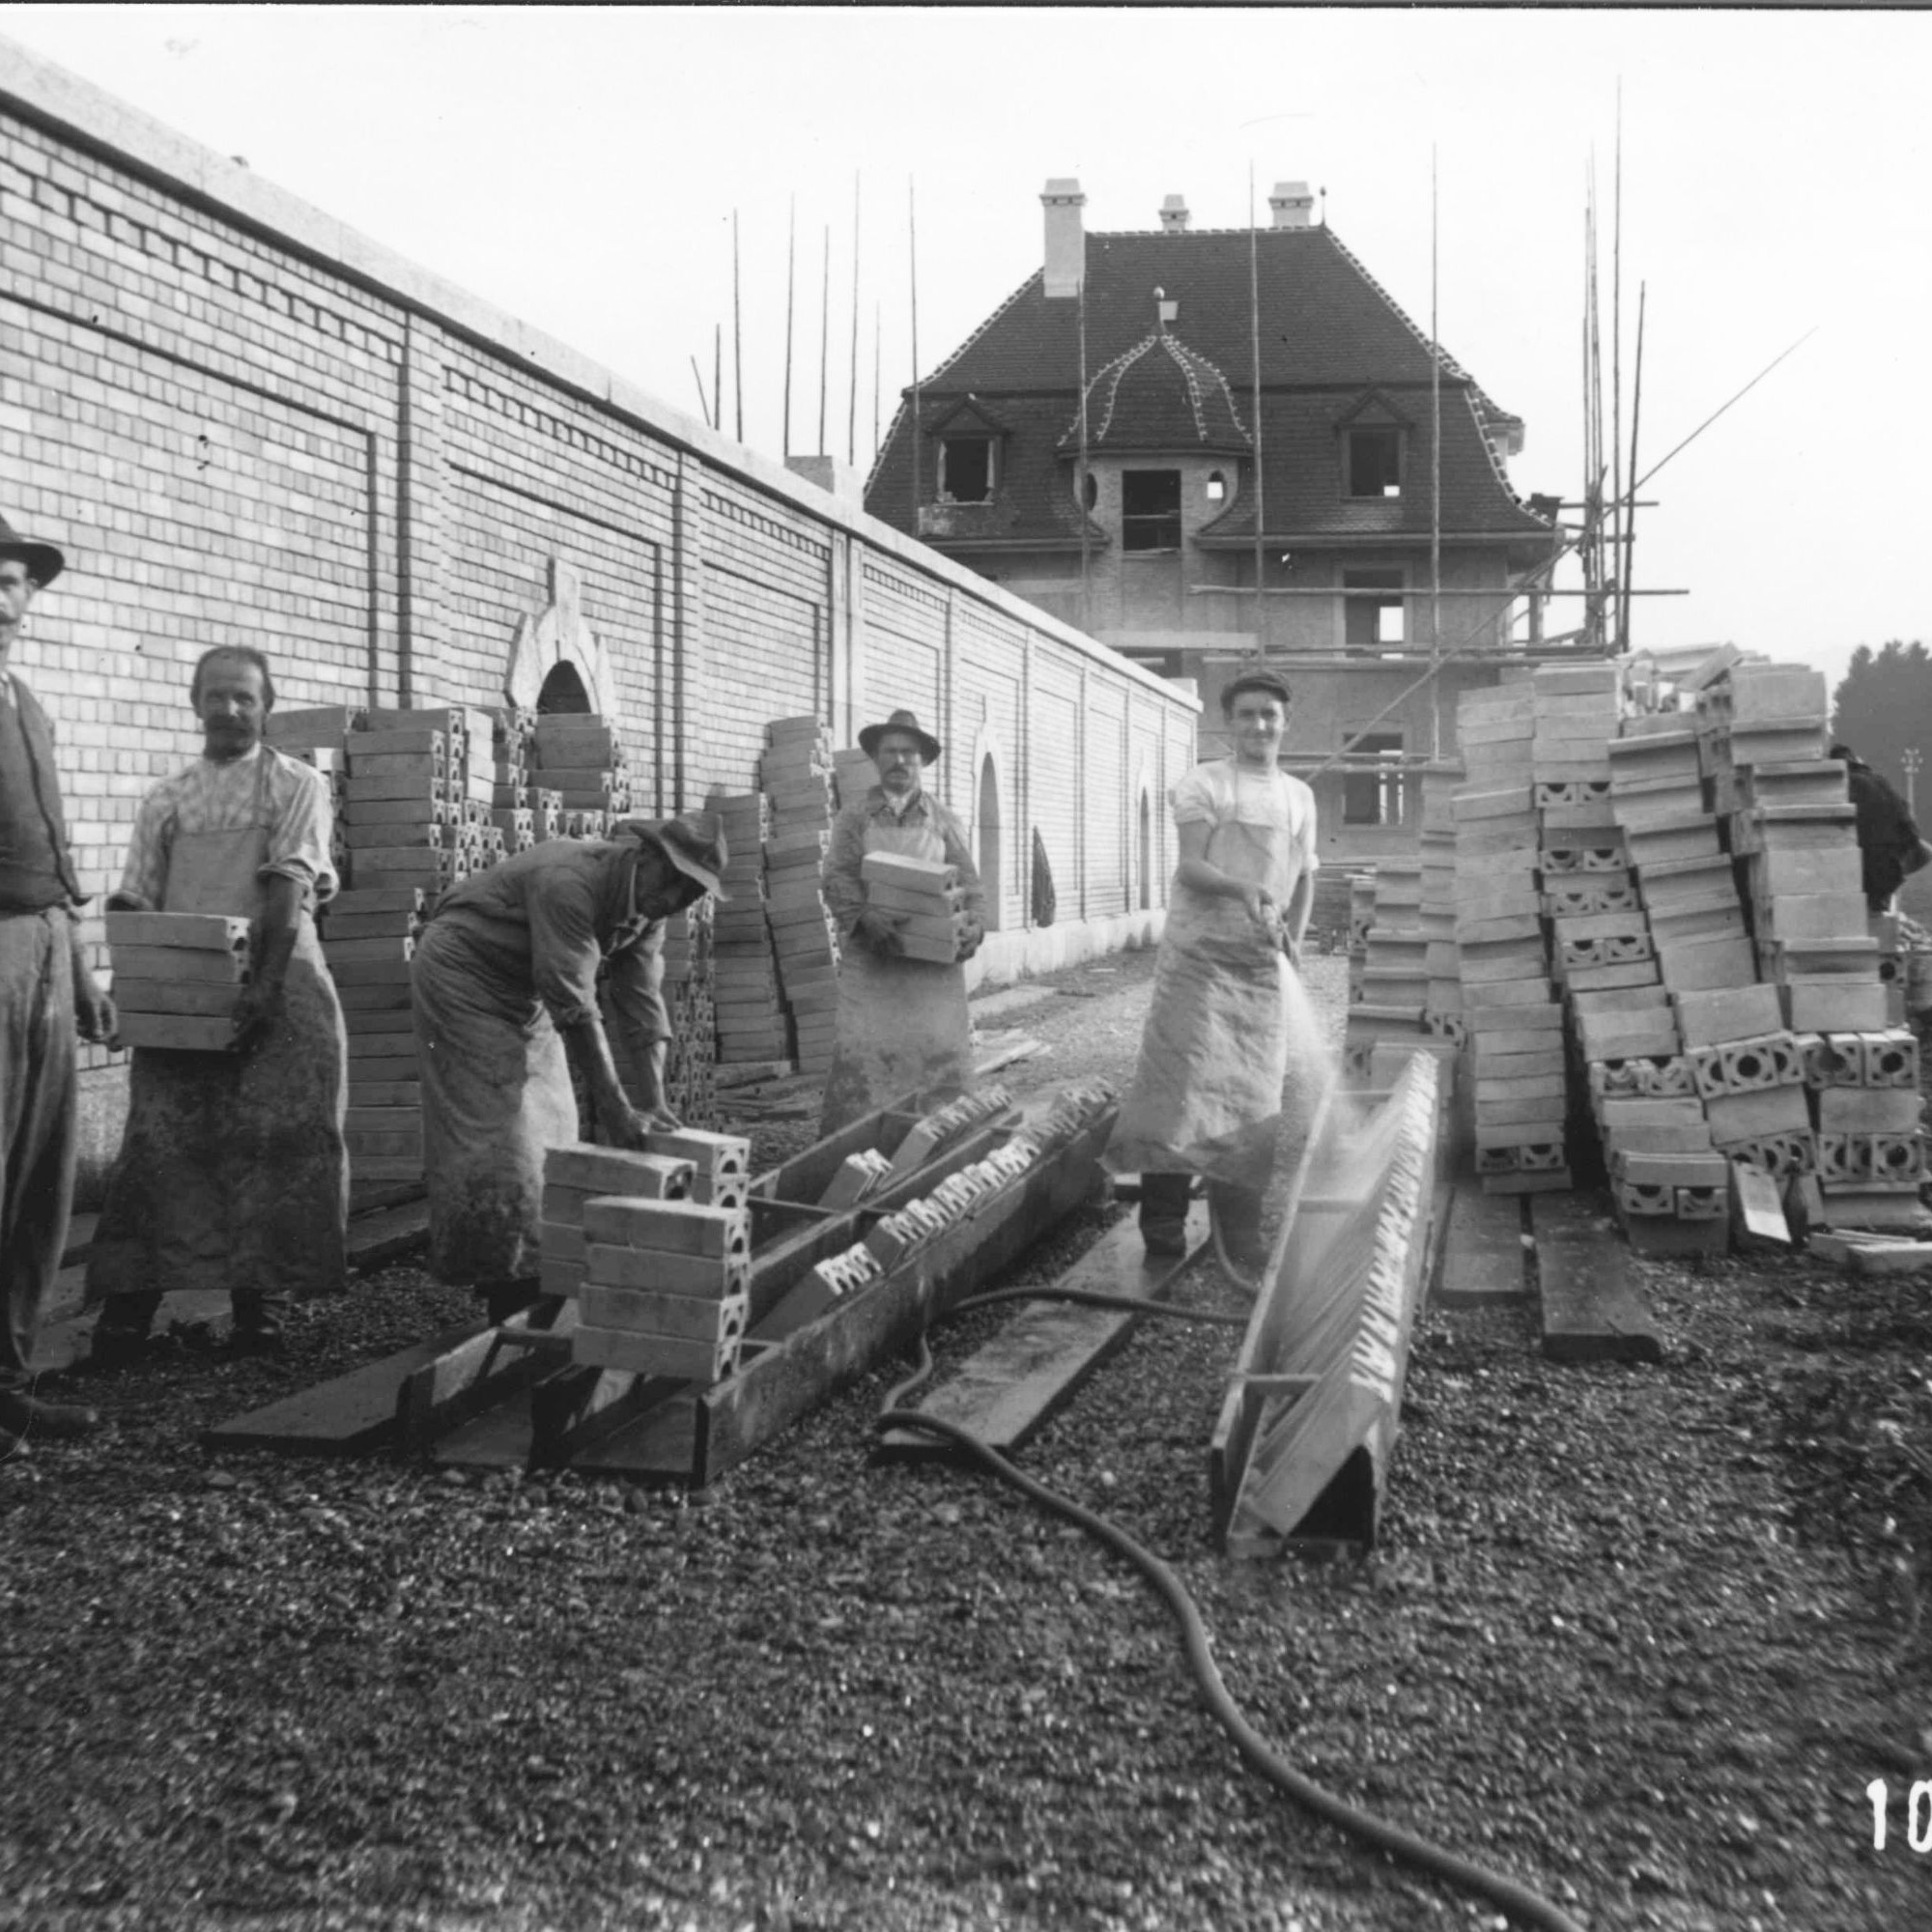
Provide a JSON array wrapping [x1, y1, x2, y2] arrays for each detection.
[[85, 646, 349, 1363], [0, 515, 116, 1454]]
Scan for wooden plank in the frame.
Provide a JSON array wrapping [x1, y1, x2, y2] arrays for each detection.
[[203, 1317, 490, 1456], [875, 1200, 1210, 1460], [430, 1385, 537, 1471], [1435, 1182, 1528, 1308], [394, 1299, 577, 1453], [688, 1107, 1115, 1487], [1532, 1192, 1663, 1365], [570, 1390, 701, 1480], [346, 1197, 429, 1271]]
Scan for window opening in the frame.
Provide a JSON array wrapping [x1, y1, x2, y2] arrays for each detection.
[[1347, 427, 1403, 498], [940, 438, 994, 503], [1342, 730, 1406, 826], [1205, 469, 1227, 503], [1122, 469, 1182, 552], [1080, 471, 1098, 510], [1343, 569, 1406, 651]]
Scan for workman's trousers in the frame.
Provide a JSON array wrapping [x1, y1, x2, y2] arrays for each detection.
[[89, 1284, 287, 1345], [0, 910, 77, 1395], [1139, 1170, 1266, 1265]]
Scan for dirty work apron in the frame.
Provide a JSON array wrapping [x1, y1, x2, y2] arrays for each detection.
[[86, 753, 349, 1306], [818, 806, 975, 1137], [1105, 767, 1302, 1193]]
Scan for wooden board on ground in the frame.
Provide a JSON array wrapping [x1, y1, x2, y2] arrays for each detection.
[[394, 1299, 576, 1453], [430, 1384, 537, 1470], [203, 1318, 491, 1456], [876, 1199, 1210, 1461], [1532, 1192, 1663, 1365], [1435, 1182, 1528, 1307], [347, 1196, 430, 1271]]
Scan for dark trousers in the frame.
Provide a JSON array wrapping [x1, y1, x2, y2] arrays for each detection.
[[0, 911, 75, 1394], [93, 1285, 289, 1341]]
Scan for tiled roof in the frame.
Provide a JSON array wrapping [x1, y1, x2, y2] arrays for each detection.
[[867, 223, 1550, 550], [1058, 330, 1251, 455]]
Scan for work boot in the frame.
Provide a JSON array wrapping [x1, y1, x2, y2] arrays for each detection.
[[0, 1386, 103, 1440], [1208, 1181, 1271, 1286], [1138, 1172, 1195, 1258], [229, 1292, 289, 1358], [84, 1293, 164, 1371]]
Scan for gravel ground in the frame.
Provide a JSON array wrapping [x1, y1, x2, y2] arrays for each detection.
[[4, 943, 1930, 1931]]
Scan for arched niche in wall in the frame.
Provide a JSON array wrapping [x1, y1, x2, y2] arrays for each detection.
[[969, 718, 1007, 931], [506, 557, 616, 722]]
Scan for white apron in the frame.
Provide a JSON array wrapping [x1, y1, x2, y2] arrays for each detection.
[[818, 809, 975, 1136], [87, 754, 349, 1304], [1106, 771, 1302, 1191]]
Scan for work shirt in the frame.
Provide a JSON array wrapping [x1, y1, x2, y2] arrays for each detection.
[[1846, 759, 1923, 907], [822, 785, 983, 937], [114, 745, 338, 912], [0, 672, 83, 911], [1169, 759, 1318, 898], [429, 836, 668, 1042]]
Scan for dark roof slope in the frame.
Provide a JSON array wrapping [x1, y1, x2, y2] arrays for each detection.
[[1060, 330, 1251, 455]]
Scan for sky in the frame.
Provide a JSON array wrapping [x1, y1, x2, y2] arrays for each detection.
[[5, 5, 1929, 708]]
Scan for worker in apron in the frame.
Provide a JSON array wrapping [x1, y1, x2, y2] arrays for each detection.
[[819, 709, 985, 1136], [85, 646, 348, 1363], [1106, 670, 1318, 1278]]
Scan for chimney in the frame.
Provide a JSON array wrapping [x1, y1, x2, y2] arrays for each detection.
[[1268, 180, 1315, 229], [1041, 177, 1086, 298], [1159, 193, 1190, 233]]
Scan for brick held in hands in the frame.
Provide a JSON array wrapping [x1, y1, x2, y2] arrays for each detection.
[[109, 978, 246, 1019], [545, 1143, 696, 1202], [645, 1127, 751, 1181], [108, 945, 251, 988], [104, 911, 252, 954], [115, 1012, 239, 1051], [860, 851, 958, 897]]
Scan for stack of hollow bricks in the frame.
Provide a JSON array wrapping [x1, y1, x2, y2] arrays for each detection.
[[1341, 858, 1431, 1085], [538, 1130, 754, 1383], [707, 789, 788, 1065], [1699, 661, 1918, 1228], [528, 712, 630, 837], [758, 717, 841, 1076], [1454, 677, 1570, 1195]]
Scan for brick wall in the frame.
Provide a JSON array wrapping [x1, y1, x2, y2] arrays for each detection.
[[0, 50, 1197, 1178]]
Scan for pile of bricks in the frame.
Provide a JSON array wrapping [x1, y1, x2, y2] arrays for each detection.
[[758, 717, 841, 1076], [104, 910, 252, 1052], [1453, 679, 1567, 1195], [707, 790, 788, 1066], [859, 850, 978, 965], [487, 707, 539, 855], [1341, 860, 1429, 1084], [1419, 763, 1464, 1047], [528, 712, 631, 837], [654, 896, 718, 1128]]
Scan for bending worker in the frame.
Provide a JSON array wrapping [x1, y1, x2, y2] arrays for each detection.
[[88, 645, 349, 1362], [409, 813, 726, 1325], [1106, 669, 1317, 1274], [819, 707, 984, 1135], [0, 516, 116, 1448]]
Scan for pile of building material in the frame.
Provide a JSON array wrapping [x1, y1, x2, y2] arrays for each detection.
[[539, 1142, 696, 1297], [758, 717, 842, 1076], [104, 910, 252, 1051], [1420, 763, 1464, 1045], [487, 707, 540, 856], [707, 790, 788, 1067], [573, 1196, 753, 1383], [528, 712, 631, 837], [653, 896, 718, 1128], [858, 849, 978, 966]]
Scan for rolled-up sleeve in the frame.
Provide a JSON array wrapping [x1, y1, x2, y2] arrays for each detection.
[[603, 922, 669, 1050], [821, 804, 869, 937], [114, 789, 175, 912], [525, 867, 605, 1030], [262, 759, 339, 905]]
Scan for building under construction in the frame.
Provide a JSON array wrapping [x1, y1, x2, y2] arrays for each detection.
[[866, 178, 1606, 870]]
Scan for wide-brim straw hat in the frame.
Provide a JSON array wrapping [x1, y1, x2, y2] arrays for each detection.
[[858, 708, 942, 764], [0, 513, 65, 588], [618, 812, 729, 899]]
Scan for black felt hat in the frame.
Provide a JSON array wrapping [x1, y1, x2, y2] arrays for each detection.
[[858, 708, 942, 764], [0, 513, 65, 588], [617, 812, 729, 899]]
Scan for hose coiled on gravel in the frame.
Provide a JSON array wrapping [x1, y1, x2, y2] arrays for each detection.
[[876, 1334, 1589, 1932]]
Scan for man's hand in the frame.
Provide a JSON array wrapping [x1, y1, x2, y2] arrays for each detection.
[[227, 979, 280, 1053], [606, 1104, 653, 1151], [854, 907, 907, 956], [1237, 884, 1279, 937], [72, 967, 116, 1047], [955, 910, 985, 960]]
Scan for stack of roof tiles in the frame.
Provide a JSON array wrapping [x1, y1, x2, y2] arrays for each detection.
[[758, 717, 841, 1075]]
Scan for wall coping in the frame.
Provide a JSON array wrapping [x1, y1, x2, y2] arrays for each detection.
[[0, 37, 1196, 718]]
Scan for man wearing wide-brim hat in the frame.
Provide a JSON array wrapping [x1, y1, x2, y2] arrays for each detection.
[[409, 811, 728, 1325], [0, 516, 116, 1452], [819, 708, 985, 1135]]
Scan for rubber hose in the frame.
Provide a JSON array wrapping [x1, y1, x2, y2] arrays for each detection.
[[873, 1375, 1588, 1931]]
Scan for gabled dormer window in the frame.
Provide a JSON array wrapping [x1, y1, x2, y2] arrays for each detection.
[[1348, 427, 1403, 498], [939, 437, 996, 504]]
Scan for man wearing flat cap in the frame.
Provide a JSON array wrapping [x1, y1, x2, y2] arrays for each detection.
[[819, 708, 985, 1135], [409, 812, 728, 1325], [0, 516, 116, 1453]]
